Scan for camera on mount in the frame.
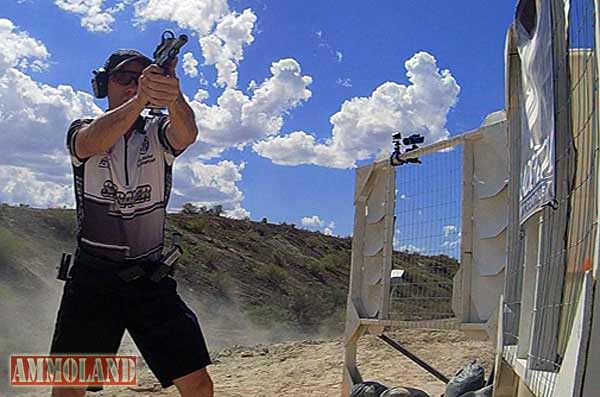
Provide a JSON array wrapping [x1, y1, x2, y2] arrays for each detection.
[[403, 134, 425, 146], [390, 132, 424, 167]]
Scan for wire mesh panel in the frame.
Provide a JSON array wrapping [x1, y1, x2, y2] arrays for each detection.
[[556, 0, 597, 358], [525, 0, 598, 395], [388, 144, 463, 329]]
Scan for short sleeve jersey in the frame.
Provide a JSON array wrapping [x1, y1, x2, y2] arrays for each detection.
[[66, 114, 185, 263]]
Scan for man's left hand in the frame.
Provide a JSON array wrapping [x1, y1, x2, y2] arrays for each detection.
[[140, 58, 181, 108]]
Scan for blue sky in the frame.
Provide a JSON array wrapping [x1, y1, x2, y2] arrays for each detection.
[[0, 0, 514, 238]]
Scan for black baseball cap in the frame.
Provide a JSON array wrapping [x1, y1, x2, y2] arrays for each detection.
[[103, 49, 152, 73]]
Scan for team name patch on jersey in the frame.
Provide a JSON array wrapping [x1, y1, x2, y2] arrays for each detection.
[[100, 180, 152, 208]]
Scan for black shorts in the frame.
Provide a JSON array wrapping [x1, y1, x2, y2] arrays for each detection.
[[49, 254, 212, 389]]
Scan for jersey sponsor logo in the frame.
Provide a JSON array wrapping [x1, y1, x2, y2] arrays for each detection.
[[137, 136, 155, 167], [137, 155, 156, 167], [140, 136, 150, 154], [98, 147, 113, 169], [137, 152, 156, 167], [100, 180, 152, 208], [98, 156, 110, 168]]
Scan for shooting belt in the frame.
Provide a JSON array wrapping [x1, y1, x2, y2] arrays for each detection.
[[75, 248, 168, 283]]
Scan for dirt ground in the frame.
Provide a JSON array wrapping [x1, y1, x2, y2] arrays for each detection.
[[11, 328, 495, 397]]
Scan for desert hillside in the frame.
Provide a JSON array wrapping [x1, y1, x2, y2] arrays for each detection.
[[0, 203, 472, 396]]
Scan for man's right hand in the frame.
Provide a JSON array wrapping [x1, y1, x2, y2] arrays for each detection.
[[133, 64, 153, 107], [134, 64, 179, 108]]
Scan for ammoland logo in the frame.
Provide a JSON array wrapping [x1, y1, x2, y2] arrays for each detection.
[[10, 355, 137, 387]]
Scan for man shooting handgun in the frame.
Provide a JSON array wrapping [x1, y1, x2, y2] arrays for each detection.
[[49, 36, 213, 397]]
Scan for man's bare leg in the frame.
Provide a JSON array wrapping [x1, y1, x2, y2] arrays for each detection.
[[173, 368, 213, 397]]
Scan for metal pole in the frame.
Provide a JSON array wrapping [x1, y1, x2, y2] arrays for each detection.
[[377, 333, 450, 384]]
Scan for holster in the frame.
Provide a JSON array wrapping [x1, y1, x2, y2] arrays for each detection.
[[116, 232, 183, 283], [56, 252, 72, 281]]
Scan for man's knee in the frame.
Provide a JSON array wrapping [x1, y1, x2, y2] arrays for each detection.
[[193, 371, 213, 393], [196, 373, 213, 395], [174, 367, 213, 397], [51, 386, 87, 397]]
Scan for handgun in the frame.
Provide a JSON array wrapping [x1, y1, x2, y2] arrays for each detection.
[[148, 30, 188, 115], [153, 30, 188, 73]]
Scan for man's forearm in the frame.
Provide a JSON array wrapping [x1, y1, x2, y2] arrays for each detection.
[[79, 96, 146, 154], [166, 94, 198, 149]]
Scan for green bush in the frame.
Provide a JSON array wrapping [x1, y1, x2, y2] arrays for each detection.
[[257, 263, 287, 284], [287, 286, 332, 330], [181, 203, 200, 214], [320, 252, 350, 271], [306, 258, 326, 275], [203, 247, 220, 266], [243, 284, 348, 333], [267, 251, 283, 267], [182, 217, 208, 234], [325, 287, 347, 308]]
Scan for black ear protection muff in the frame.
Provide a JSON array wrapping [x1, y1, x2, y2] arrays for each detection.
[[91, 67, 109, 99]]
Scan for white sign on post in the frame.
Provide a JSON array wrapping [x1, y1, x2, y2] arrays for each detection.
[[515, 0, 557, 224]]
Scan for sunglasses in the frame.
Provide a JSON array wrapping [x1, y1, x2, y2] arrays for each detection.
[[110, 71, 141, 86]]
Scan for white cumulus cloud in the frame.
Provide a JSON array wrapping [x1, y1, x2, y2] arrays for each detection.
[[442, 225, 461, 250], [0, 19, 103, 207], [54, 1, 255, 92], [0, 69, 102, 206], [182, 52, 199, 78], [133, 1, 254, 89], [253, 51, 460, 169], [0, 68, 102, 171], [302, 215, 324, 228], [336, 77, 352, 88], [301, 215, 336, 235], [0, 19, 50, 73], [0, 165, 74, 207], [252, 131, 347, 168], [393, 227, 424, 253], [54, 0, 121, 32], [187, 58, 312, 159], [443, 224, 457, 237], [397, 244, 424, 254], [193, 88, 209, 102], [199, 8, 257, 88], [171, 159, 250, 219], [224, 206, 250, 220], [133, 0, 229, 35]]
